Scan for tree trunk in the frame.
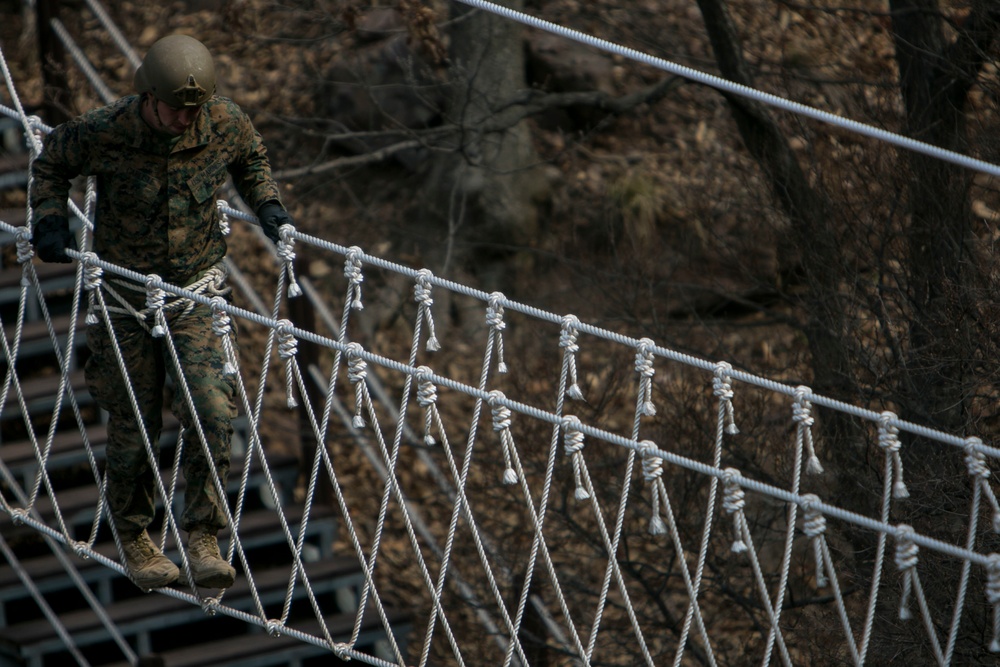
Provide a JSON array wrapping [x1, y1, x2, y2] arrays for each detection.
[[422, 0, 547, 286]]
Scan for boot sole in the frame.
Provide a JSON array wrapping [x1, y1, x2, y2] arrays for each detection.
[[132, 570, 179, 590], [191, 567, 236, 589]]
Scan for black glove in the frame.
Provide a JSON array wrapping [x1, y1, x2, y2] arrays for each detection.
[[33, 215, 77, 263], [256, 201, 293, 245]]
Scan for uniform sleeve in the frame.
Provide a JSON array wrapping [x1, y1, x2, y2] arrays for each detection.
[[227, 104, 282, 212], [29, 120, 89, 224]]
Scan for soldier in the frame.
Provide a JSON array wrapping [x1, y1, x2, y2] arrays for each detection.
[[30, 34, 293, 590]]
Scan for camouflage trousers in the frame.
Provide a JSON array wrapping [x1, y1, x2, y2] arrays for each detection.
[[86, 295, 238, 538]]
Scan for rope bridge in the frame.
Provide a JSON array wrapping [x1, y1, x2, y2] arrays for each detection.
[[2, 1, 1000, 666]]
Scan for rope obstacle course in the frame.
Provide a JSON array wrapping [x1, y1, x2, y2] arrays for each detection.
[[1, 1, 1000, 665]]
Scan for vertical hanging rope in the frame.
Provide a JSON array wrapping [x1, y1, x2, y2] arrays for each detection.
[[639, 441, 666, 535], [964, 438, 1000, 533], [634, 338, 657, 416], [486, 293, 508, 374], [561, 416, 590, 501], [792, 386, 823, 475], [344, 246, 365, 310], [878, 412, 909, 499], [722, 468, 747, 554], [801, 494, 828, 588], [415, 366, 438, 445], [414, 270, 441, 352], [144, 274, 166, 337], [987, 554, 1000, 652], [276, 223, 302, 298], [560, 315, 585, 401], [210, 295, 238, 375], [346, 342, 367, 429], [488, 391, 518, 484], [275, 319, 298, 408], [712, 361, 738, 435], [894, 525, 919, 620]]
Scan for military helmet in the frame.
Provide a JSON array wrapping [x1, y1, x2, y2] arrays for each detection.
[[134, 35, 216, 107]]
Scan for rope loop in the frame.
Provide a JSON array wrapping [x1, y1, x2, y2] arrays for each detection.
[[215, 199, 230, 235], [801, 493, 828, 588], [894, 524, 919, 620], [986, 553, 1000, 652], [560, 315, 585, 401], [793, 385, 823, 475], [486, 292, 508, 374], [562, 416, 589, 500], [713, 361, 739, 434], [144, 274, 167, 337], [344, 246, 365, 310], [489, 390, 517, 484], [415, 365, 438, 445], [634, 338, 657, 416], [347, 342, 367, 428], [414, 269, 441, 351], [721, 468, 747, 554]]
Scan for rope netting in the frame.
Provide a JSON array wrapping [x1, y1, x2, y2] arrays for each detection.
[[1, 2, 1000, 666]]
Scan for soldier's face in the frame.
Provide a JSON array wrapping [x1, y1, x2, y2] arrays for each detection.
[[146, 97, 201, 136]]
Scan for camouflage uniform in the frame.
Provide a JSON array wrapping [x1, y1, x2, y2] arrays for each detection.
[[31, 94, 281, 538]]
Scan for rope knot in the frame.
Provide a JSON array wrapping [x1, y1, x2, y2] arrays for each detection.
[[634, 338, 657, 416], [200, 596, 222, 616], [344, 246, 365, 310], [487, 292, 508, 373], [265, 619, 285, 637], [560, 315, 585, 401], [793, 386, 823, 475], [713, 361, 739, 434], [15, 225, 33, 264], [71, 541, 90, 559], [488, 391, 518, 484], [722, 468, 747, 554], [144, 274, 167, 337], [562, 416, 589, 500], [801, 493, 828, 588], [894, 524, 919, 620], [9, 508, 28, 526], [416, 366, 438, 445]]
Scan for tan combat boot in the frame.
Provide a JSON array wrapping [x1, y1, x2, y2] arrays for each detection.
[[121, 530, 179, 590], [186, 527, 236, 589]]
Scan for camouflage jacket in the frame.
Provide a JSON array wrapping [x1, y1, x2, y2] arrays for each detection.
[[30, 94, 281, 285]]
